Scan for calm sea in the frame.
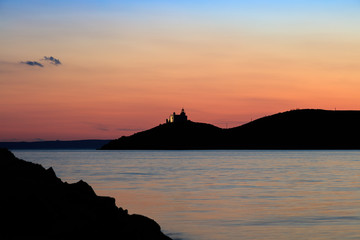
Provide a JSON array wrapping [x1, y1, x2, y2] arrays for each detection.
[[12, 150, 360, 240]]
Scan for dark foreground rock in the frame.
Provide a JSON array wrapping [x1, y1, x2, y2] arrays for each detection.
[[0, 148, 172, 240]]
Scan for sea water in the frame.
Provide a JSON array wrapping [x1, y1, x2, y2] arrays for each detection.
[[12, 150, 360, 240]]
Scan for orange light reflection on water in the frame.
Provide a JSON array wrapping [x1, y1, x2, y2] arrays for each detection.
[[92, 151, 360, 240]]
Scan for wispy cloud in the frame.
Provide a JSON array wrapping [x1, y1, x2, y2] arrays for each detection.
[[20, 61, 44, 67], [18, 56, 61, 68], [83, 122, 110, 132], [116, 128, 144, 132], [43, 56, 61, 65], [96, 126, 109, 131]]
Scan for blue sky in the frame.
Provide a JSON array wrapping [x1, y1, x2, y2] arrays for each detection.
[[1, 0, 360, 141]]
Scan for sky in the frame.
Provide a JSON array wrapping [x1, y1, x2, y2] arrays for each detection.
[[1, 0, 360, 141]]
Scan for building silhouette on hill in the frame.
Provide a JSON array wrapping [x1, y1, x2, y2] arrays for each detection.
[[166, 108, 188, 123]]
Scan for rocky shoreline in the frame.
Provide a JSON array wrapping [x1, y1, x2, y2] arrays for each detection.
[[0, 148, 172, 240]]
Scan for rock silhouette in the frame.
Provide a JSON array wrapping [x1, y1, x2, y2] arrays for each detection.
[[101, 121, 222, 150], [0, 148, 172, 240], [101, 109, 360, 149]]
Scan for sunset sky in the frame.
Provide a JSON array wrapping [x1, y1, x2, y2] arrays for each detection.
[[1, 0, 360, 141]]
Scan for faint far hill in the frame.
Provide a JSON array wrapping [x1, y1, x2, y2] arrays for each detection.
[[100, 109, 360, 150], [0, 139, 111, 150]]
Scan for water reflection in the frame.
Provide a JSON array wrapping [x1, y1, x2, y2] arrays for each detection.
[[13, 150, 360, 240]]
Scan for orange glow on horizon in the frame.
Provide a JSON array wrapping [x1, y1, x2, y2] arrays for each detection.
[[1, 1, 360, 141]]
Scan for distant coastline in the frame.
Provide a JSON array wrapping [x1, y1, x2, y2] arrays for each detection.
[[0, 139, 111, 150], [5, 109, 360, 150]]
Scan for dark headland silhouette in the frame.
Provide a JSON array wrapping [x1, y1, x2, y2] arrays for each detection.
[[101, 109, 360, 150], [0, 148, 172, 240]]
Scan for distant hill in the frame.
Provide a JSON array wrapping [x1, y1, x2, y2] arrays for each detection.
[[101, 109, 360, 150], [224, 109, 360, 149], [101, 121, 222, 150], [0, 139, 111, 150]]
